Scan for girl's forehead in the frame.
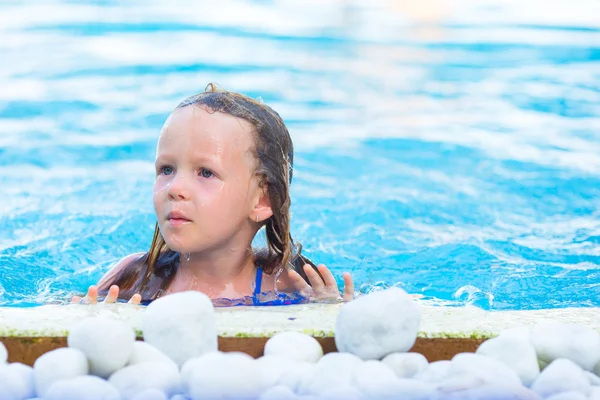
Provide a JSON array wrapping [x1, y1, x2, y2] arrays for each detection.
[[158, 106, 255, 151]]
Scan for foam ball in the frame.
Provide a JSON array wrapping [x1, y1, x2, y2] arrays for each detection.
[[448, 353, 522, 387], [67, 316, 135, 378], [108, 361, 181, 400], [476, 331, 539, 386], [131, 388, 168, 400], [180, 352, 227, 394], [276, 361, 314, 392], [187, 352, 263, 400], [43, 375, 120, 400], [531, 322, 600, 371], [442, 384, 542, 400], [264, 332, 323, 363], [0, 341, 7, 364], [415, 360, 452, 384], [128, 341, 178, 370], [545, 391, 587, 400], [33, 347, 88, 396], [351, 360, 398, 397], [382, 352, 428, 379], [258, 385, 298, 400], [143, 291, 217, 367], [587, 370, 600, 386], [0, 362, 35, 400], [335, 288, 420, 360], [169, 395, 191, 400], [255, 355, 301, 389], [297, 352, 363, 396], [319, 386, 362, 400], [531, 358, 591, 398]]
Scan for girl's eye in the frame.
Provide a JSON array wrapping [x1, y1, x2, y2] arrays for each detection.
[[161, 166, 174, 175], [200, 168, 213, 179]]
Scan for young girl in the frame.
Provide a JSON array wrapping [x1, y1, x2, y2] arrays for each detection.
[[72, 84, 354, 306]]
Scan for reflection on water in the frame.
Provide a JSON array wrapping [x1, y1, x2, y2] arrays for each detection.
[[0, 0, 599, 309]]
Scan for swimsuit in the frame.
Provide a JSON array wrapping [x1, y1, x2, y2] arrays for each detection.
[[254, 266, 263, 296]]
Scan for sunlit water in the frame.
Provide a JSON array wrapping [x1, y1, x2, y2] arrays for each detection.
[[1, 0, 599, 309]]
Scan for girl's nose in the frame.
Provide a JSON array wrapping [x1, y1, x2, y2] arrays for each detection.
[[167, 173, 191, 201]]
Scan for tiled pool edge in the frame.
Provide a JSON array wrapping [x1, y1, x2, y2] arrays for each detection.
[[1, 303, 598, 365]]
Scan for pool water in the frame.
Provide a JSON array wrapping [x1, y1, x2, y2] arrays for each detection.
[[0, 0, 599, 309]]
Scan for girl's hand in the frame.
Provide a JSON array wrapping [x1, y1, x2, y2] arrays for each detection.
[[71, 285, 142, 305], [289, 264, 354, 302]]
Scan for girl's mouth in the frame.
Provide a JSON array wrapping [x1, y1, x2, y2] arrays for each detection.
[[167, 211, 192, 226], [168, 218, 191, 227]]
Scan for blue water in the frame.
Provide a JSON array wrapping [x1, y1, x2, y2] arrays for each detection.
[[1, 0, 599, 309]]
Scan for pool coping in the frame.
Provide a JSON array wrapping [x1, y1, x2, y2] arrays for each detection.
[[1, 303, 599, 365]]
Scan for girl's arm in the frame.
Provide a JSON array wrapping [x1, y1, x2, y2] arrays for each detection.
[[285, 264, 354, 302], [71, 253, 145, 305]]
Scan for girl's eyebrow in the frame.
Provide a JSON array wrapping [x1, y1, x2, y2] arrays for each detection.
[[155, 152, 223, 168]]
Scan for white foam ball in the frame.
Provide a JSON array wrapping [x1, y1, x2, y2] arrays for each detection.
[[415, 360, 452, 384], [587, 371, 600, 386], [67, 316, 135, 378], [335, 288, 420, 360], [351, 360, 398, 397], [276, 361, 314, 392], [0, 342, 7, 364], [43, 375, 120, 400], [169, 395, 191, 400], [476, 334, 540, 386], [187, 352, 262, 400], [531, 322, 600, 371], [319, 386, 362, 400], [258, 385, 298, 400], [128, 341, 178, 370], [264, 332, 323, 363], [436, 374, 486, 392], [545, 391, 587, 400], [180, 352, 225, 390], [531, 358, 591, 398], [448, 353, 522, 387], [382, 352, 428, 379], [255, 355, 300, 389], [297, 352, 363, 396], [143, 291, 217, 367], [363, 378, 433, 400], [443, 384, 542, 400], [0, 362, 35, 400], [108, 361, 181, 400], [131, 388, 168, 400], [33, 347, 88, 396]]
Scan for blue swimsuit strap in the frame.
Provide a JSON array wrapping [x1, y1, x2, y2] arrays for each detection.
[[254, 261, 263, 296]]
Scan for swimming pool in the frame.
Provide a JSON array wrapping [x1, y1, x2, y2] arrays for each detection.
[[0, 0, 598, 310]]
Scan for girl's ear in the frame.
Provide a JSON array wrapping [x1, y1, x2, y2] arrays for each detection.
[[252, 184, 273, 223]]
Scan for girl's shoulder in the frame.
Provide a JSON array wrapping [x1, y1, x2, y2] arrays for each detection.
[[98, 252, 146, 287]]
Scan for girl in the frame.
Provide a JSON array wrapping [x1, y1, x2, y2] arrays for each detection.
[[72, 84, 354, 306]]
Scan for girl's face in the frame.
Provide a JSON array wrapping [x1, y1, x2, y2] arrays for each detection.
[[153, 105, 263, 254]]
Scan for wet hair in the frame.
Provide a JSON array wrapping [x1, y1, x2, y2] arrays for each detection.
[[98, 83, 318, 302]]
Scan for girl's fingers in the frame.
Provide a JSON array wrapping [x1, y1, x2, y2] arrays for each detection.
[[128, 293, 142, 305], [342, 272, 354, 302], [87, 285, 98, 305], [303, 264, 325, 294], [288, 269, 313, 297], [71, 296, 82, 304], [316, 264, 338, 289], [103, 285, 119, 304]]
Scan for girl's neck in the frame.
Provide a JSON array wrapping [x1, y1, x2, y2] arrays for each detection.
[[168, 247, 257, 299]]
